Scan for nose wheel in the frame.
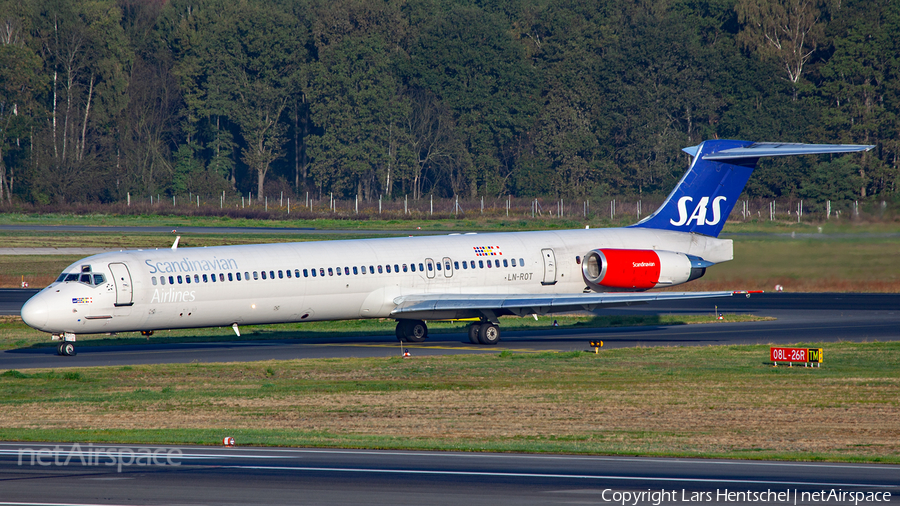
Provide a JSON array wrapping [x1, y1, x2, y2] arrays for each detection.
[[56, 342, 76, 356]]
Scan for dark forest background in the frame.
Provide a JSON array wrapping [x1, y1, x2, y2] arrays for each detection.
[[0, 0, 897, 207]]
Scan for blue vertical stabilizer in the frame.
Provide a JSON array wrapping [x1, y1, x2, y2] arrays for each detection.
[[631, 140, 875, 237]]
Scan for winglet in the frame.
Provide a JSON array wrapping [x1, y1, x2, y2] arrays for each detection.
[[171, 236, 180, 250]]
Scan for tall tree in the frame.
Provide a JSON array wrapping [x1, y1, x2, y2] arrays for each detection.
[[170, 0, 307, 199]]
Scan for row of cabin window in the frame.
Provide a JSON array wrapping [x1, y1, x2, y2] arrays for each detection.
[[151, 269, 294, 286], [148, 257, 527, 286], [302, 257, 526, 278]]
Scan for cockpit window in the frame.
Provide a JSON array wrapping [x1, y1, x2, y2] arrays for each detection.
[[93, 274, 105, 285], [64, 273, 79, 282], [79, 274, 92, 283]]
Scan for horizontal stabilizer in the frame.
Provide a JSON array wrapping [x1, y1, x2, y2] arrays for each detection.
[[684, 142, 875, 161]]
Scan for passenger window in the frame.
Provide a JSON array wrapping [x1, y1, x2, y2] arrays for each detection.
[[253, 271, 259, 280], [378, 265, 383, 274], [369, 266, 375, 274], [462, 262, 467, 270], [152, 277, 158, 286], [336, 267, 342, 276], [262, 271, 267, 280], [511, 259, 517, 267], [343, 267, 349, 275], [320, 268, 325, 277], [244, 272, 250, 280], [304, 269, 309, 278], [394, 264, 399, 273], [328, 268, 334, 276], [353, 266, 359, 275], [519, 258, 524, 266], [446, 261, 452, 270], [418, 263, 424, 271], [278, 270, 284, 279], [479, 261, 484, 268], [486, 261, 491, 268], [454, 261, 459, 270], [503, 259, 508, 267], [286, 270, 291, 278], [495, 260, 500, 268], [402, 264, 408, 272], [194, 274, 199, 283], [436, 262, 441, 271], [168, 276, 174, 284], [219, 273, 225, 282], [177, 275, 183, 284], [161, 276, 167, 285], [236, 272, 241, 281], [269, 271, 275, 279], [186, 275, 191, 284], [427, 263, 433, 271], [310, 269, 316, 278], [470, 260, 475, 269], [228, 273, 233, 281], [410, 264, 416, 272], [294, 269, 300, 278]]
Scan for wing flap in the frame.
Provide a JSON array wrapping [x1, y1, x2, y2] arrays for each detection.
[[391, 291, 735, 318]]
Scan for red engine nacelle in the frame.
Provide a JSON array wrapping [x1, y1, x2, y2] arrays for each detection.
[[581, 249, 699, 291]]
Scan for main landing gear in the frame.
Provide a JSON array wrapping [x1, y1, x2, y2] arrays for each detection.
[[394, 319, 502, 345], [467, 322, 501, 345], [396, 319, 428, 343]]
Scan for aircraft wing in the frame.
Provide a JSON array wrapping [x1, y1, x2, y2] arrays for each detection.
[[391, 291, 738, 320]]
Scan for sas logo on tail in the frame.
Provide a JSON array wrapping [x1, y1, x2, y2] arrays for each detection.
[[670, 196, 727, 226]]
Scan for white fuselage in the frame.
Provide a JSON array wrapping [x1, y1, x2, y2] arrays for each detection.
[[23, 227, 731, 335]]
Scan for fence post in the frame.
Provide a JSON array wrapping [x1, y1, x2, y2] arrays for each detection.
[[355, 195, 358, 214], [288, 198, 290, 214], [827, 200, 831, 219], [405, 195, 408, 215], [127, 192, 130, 206], [197, 195, 199, 208], [430, 194, 433, 215], [379, 196, 382, 214], [481, 196, 484, 214]]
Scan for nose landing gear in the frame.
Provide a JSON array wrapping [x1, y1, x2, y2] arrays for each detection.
[[56, 342, 76, 356], [52, 333, 77, 356]]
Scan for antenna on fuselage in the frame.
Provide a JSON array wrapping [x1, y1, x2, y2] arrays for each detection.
[[171, 236, 180, 250]]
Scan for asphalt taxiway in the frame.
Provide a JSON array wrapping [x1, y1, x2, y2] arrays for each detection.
[[0, 443, 896, 505], [1, 291, 898, 369]]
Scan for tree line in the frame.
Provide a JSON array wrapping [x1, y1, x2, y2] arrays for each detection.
[[0, 0, 898, 206]]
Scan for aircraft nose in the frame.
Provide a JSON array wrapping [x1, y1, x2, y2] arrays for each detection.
[[20, 295, 49, 330]]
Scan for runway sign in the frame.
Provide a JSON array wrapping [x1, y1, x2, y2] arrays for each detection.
[[771, 347, 823, 366]]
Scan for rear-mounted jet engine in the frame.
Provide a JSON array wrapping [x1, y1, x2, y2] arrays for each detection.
[[581, 249, 705, 291]]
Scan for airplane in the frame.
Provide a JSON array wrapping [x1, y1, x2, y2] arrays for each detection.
[[20, 139, 874, 356]]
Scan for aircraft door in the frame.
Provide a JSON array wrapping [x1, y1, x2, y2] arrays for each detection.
[[541, 248, 557, 286], [442, 257, 453, 278], [108, 263, 134, 306], [425, 258, 435, 279]]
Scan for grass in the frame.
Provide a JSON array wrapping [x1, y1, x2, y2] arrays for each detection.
[[0, 341, 897, 462], [0, 313, 770, 350]]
